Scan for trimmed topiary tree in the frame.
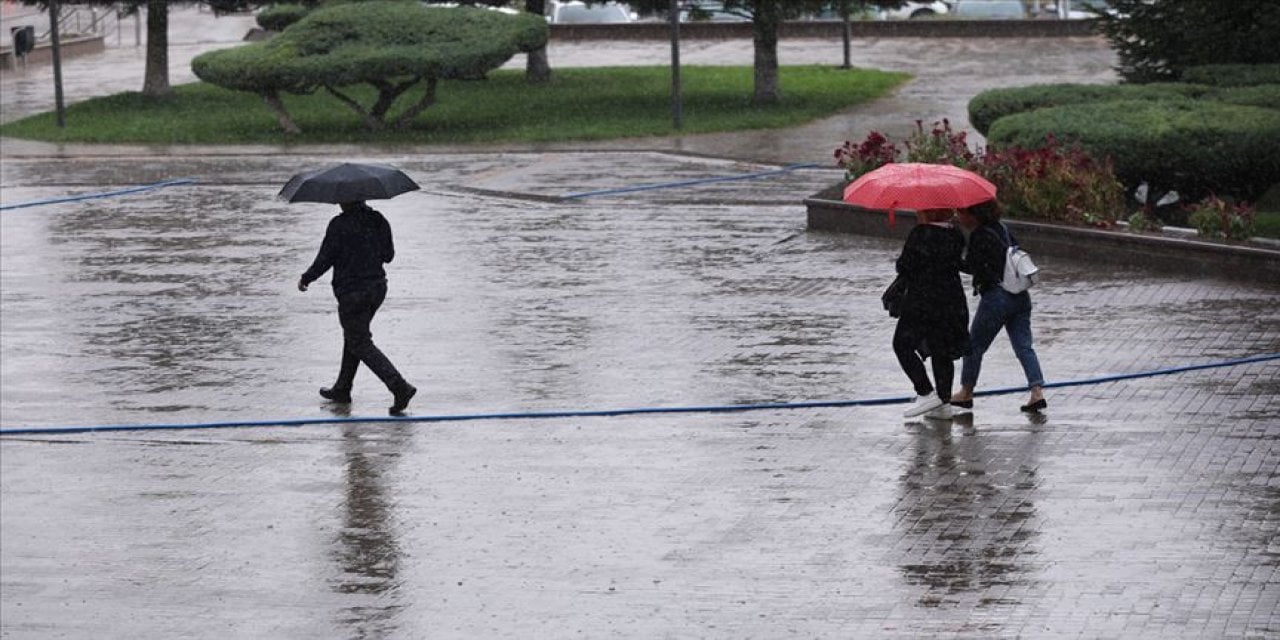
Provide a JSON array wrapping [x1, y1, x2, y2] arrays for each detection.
[[987, 100, 1280, 208], [192, 1, 548, 133]]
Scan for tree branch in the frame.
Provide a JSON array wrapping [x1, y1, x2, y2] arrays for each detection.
[[392, 77, 438, 129], [325, 85, 382, 130]]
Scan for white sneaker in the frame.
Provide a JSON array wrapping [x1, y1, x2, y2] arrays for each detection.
[[924, 403, 954, 420], [903, 393, 944, 418]]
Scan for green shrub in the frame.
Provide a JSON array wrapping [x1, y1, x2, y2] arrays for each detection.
[[987, 100, 1280, 206], [256, 4, 311, 31], [967, 83, 1213, 136], [977, 137, 1126, 227], [1182, 64, 1280, 87], [1188, 196, 1256, 241]]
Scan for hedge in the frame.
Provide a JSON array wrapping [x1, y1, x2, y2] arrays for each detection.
[[256, 4, 310, 32], [986, 100, 1280, 204], [1182, 64, 1280, 87], [967, 83, 1215, 136], [1210, 84, 1280, 111]]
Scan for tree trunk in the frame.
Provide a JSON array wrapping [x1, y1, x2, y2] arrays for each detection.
[[392, 78, 438, 129], [142, 0, 170, 96], [525, 0, 551, 83], [261, 91, 301, 134], [751, 1, 781, 105]]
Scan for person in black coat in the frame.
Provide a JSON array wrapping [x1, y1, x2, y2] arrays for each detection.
[[950, 200, 1047, 413], [298, 201, 416, 415], [894, 208, 971, 419]]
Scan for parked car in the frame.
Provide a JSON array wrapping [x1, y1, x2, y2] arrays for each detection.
[[547, 1, 636, 24], [877, 1, 951, 20]]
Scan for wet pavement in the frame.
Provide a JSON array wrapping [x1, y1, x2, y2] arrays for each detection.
[[3, 9, 1280, 640]]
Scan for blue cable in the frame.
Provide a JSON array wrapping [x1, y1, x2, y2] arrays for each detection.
[[0, 179, 198, 211], [2, 353, 1276, 436], [562, 163, 822, 199]]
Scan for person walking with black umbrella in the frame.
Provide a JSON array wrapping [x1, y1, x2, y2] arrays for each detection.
[[283, 163, 420, 416]]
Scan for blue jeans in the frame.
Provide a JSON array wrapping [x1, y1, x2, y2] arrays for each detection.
[[961, 287, 1044, 389]]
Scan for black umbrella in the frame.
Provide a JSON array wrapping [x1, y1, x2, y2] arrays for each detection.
[[278, 162, 420, 204]]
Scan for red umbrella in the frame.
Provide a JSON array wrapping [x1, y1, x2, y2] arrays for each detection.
[[842, 162, 996, 226]]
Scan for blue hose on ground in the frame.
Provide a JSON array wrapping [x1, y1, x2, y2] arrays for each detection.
[[1, 353, 1276, 436], [0, 179, 198, 211], [562, 163, 822, 200]]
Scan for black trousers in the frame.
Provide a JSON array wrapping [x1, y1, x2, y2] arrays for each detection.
[[333, 283, 403, 391], [893, 322, 953, 403]]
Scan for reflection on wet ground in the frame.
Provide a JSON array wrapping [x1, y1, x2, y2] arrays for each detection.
[[2, 152, 1279, 637]]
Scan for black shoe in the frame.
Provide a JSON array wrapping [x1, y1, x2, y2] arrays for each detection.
[[320, 387, 352, 403], [1020, 398, 1048, 413], [951, 399, 973, 409], [389, 383, 417, 416]]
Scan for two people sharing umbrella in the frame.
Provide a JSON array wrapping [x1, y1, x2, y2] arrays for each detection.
[[844, 163, 1048, 418], [282, 163, 421, 416]]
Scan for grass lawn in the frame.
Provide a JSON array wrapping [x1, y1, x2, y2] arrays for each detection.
[[0, 65, 908, 145]]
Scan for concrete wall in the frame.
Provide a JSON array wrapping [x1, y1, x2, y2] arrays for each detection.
[[805, 195, 1280, 283]]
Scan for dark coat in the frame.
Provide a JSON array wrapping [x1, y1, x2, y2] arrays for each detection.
[[962, 221, 1012, 296], [895, 222, 970, 360], [301, 203, 395, 297]]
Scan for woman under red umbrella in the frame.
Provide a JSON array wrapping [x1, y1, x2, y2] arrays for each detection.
[[893, 208, 971, 419]]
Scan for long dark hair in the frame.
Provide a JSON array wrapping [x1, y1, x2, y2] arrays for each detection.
[[967, 199, 1001, 225]]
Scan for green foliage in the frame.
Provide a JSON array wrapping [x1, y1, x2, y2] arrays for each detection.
[[1210, 85, 1280, 111], [1188, 196, 1256, 241], [196, 1, 547, 92], [834, 118, 974, 181], [0, 65, 908, 144], [979, 136, 1126, 227], [192, 1, 549, 130], [903, 118, 975, 166], [256, 4, 311, 31], [987, 100, 1280, 205], [834, 121, 1124, 226], [967, 83, 1217, 136], [1126, 210, 1160, 233], [1182, 63, 1280, 87], [1095, 0, 1280, 83]]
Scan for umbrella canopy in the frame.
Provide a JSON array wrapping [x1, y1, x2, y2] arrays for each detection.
[[842, 162, 996, 213], [279, 162, 420, 204]]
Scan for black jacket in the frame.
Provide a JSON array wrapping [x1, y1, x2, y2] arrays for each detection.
[[962, 221, 1011, 295], [895, 222, 970, 359], [301, 203, 395, 296]]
